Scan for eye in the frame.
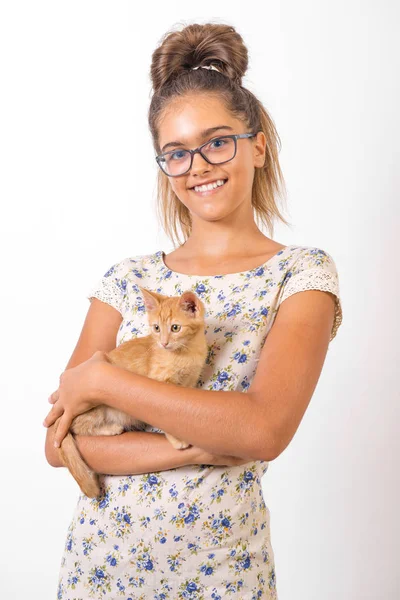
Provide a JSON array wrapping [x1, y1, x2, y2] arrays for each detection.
[[170, 150, 188, 161], [171, 324, 181, 332], [209, 137, 226, 149], [153, 324, 160, 332]]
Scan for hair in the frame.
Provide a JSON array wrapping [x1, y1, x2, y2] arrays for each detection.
[[148, 21, 292, 248]]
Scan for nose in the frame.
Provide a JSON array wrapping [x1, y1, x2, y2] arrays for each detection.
[[191, 151, 212, 175], [161, 341, 168, 347]]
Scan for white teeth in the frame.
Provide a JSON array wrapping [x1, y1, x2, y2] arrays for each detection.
[[193, 179, 227, 192]]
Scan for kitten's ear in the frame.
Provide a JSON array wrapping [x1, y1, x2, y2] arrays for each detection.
[[137, 286, 165, 312], [179, 291, 203, 318]]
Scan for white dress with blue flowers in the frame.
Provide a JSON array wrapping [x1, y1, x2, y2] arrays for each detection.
[[56, 245, 343, 599]]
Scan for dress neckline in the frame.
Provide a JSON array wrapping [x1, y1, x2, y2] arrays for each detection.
[[157, 246, 291, 279]]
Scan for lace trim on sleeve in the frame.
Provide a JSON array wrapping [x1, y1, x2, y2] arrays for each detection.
[[280, 268, 343, 341], [87, 278, 124, 316]]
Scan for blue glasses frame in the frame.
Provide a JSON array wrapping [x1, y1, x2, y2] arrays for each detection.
[[155, 132, 258, 177]]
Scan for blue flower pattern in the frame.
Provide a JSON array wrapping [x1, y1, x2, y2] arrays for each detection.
[[56, 245, 342, 598]]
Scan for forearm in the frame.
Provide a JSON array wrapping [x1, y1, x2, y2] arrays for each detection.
[[95, 363, 273, 461], [73, 432, 198, 475], [49, 431, 199, 475]]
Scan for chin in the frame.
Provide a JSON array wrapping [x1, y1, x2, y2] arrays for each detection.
[[201, 204, 236, 220]]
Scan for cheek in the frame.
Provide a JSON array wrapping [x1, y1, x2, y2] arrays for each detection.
[[170, 184, 192, 210], [171, 180, 188, 196], [234, 162, 253, 187]]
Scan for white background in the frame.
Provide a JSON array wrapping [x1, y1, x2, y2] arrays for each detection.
[[1, 1, 399, 598]]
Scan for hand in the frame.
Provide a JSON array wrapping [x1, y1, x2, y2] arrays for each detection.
[[43, 350, 110, 448]]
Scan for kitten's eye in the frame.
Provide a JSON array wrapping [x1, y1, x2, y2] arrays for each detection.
[[171, 324, 181, 332], [153, 324, 160, 333]]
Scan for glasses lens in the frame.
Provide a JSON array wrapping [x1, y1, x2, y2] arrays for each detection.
[[160, 149, 191, 176], [202, 136, 235, 165]]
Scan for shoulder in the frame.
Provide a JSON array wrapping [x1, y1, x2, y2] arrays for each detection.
[[86, 251, 159, 316], [102, 251, 160, 283], [279, 244, 343, 341], [284, 245, 339, 273]]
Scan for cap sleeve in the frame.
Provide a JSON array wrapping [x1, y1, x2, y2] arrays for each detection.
[[279, 247, 343, 342], [86, 257, 131, 316]]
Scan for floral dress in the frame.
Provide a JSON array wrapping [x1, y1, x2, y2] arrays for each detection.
[[56, 244, 343, 599]]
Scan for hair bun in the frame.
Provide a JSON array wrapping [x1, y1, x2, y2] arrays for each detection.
[[150, 23, 248, 93]]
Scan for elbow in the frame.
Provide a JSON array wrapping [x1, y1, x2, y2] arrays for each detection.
[[257, 441, 282, 462], [262, 426, 292, 462], [249, 436, 280, 462], [257, 445, 280, 462], [45, 444, 60, 468], [45, 449, 59, 468], [264, 445, 281, 462], [250, 393, 286, 462], [249, 408, 281, 462], [44, 433, 62, 468], [252, 415, 282, 462]]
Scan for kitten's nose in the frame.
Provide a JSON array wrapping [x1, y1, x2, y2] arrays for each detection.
[[161, 341, 168, 347]]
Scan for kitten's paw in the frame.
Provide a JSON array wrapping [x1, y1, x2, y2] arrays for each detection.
[[165, 432, 191, 450]]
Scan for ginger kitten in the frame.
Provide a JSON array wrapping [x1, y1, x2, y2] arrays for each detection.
[[55, 287, 208, 498]]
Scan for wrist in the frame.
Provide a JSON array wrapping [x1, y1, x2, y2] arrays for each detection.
[[91, 362, 113, 406]]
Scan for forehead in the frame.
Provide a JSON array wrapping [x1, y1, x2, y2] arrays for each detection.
[[158, 95, 240, 148], [150, 299, 179, 319]]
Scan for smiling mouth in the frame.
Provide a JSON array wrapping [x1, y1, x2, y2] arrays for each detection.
[[189, 179, 228, 193]]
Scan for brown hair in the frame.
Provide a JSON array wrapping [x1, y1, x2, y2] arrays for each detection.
[[148, 22, 292, 248]]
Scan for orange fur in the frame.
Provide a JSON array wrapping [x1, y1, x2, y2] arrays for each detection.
[[58, 287, 208, 498]]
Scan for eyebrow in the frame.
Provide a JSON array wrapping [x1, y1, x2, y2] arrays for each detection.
[[160, 125, 234, 153]]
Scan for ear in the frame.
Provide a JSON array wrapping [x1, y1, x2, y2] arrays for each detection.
[[179, 291, 203, 318], [137, 286, 165, 312], [253, 130, 267, 168]]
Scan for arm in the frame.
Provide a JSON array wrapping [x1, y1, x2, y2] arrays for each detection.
[[47, 428, 198, 475], [47, 425, 249, 474], [94, 365, 274, 462], [44, 298, 248, 472], [45, 297, 123, 467], [249, 289, 337, 457], [92, 289, 337, 463]]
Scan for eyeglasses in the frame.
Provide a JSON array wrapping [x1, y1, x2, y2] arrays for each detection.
[[155, 133, 258, 177]]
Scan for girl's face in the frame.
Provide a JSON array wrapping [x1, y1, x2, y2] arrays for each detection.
[[157, 95, 266, 223]]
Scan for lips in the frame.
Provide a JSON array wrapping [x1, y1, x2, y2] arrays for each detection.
[[189, 178, 228, 190]]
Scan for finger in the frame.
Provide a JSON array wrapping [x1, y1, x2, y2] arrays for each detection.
[[53, 413, 72, 448], [43, 402, 63, 428], [48, 390, 59, 404]]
